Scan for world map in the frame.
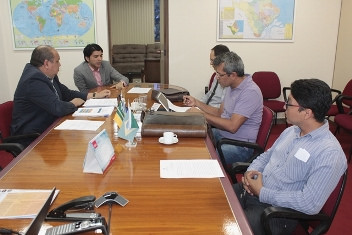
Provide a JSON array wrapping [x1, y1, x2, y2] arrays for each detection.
[[10, 0, 95, 49], [218, 0, 295, 41]]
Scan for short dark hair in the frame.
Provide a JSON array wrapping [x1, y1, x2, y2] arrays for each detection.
[[83, 44, 103, 62], [211, 44, 230, 56], [30, 45, 55, 67], [291, 79, 332, 122], [213, 51, 245, 77]]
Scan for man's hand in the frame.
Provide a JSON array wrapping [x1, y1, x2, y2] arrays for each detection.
[[96, 89, 111, 98], [111, 81, 126, 90], [183, 95, 196, 107], [70, 98, 85, 107], [242, 170, 263, 197]]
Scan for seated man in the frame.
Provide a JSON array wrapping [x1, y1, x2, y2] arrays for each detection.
[[11, 45, 111, 147], [74, 43, 129, 92], [200, 44, 230, 107], [235, 79, 347, 235], [184, 51, 263, 165]]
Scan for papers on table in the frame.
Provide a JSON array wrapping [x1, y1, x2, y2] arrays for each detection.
[[83, 98, 117, 107], [0, 189, 59, 219], [72, 106, 114, 117], [55, 120, 104, 131], [167, 100, 191, 112], [160, 160, 224, 178], [127, 87, 151, 94]]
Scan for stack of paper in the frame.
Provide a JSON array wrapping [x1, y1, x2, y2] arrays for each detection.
[[72, 107, 114, 117]]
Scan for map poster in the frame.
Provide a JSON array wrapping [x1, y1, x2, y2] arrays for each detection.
[[217, 0, 295, 42], [9, 0, 96, 50]]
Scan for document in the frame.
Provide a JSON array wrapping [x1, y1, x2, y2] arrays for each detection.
[[160, 160, 224, 178], [127, 87, 151, 94], [83, 98, 117, 107], [167, 100, 191, 112], [0, 189, 59, 219], [72, 107, 114, 117], [54, 120, 104, 131]]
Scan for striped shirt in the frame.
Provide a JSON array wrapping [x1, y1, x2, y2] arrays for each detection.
[[248, 121, 347, 215]]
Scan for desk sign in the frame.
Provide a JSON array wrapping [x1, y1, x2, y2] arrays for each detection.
[[83, 129, 116, 174]]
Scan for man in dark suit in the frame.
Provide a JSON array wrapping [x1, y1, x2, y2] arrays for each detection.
[[11, 45, 111, 147], [74, 43, 129, 92]]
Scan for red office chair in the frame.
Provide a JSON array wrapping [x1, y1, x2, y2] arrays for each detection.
[[334, 93, 352, 162], [252, 71, 285, 125], [262, 169, 348, 235], [327, 79, 352, 119], [217, 106, 274, 183], [0, 101, 39, 170]]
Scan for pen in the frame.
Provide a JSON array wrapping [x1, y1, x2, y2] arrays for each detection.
[[98, 108, 102, 113]]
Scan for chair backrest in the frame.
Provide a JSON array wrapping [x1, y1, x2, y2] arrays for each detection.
[[309, 169, 348, 234], [0, 101, 14, 142], [252, 71, 281, 99], [257, 106, 274, 150], [342, 79, 352, 107]]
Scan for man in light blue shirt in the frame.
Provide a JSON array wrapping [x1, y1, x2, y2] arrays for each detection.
[[235, 79, 347, 235]]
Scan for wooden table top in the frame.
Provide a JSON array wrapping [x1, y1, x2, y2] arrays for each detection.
[[0, 83, 252, 234]]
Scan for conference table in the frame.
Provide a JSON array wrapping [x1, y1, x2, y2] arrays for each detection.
[[0, 83, 252, 234]]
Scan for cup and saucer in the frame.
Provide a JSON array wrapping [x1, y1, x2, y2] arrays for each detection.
[[159, 136, 178, 145], [159, 131, 178, 145]]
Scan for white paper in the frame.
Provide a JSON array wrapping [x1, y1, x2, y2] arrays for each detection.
[[294, 148, 310, 162], [167, 100, 191, 112], [127, 87, 151, 94], [83, 98, 117, 107], [160, 160, 224, 178], [54, 120, 104, 131], [72, 106, 114, 117]]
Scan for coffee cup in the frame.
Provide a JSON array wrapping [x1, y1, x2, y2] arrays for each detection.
[[163, 132, 177, 144]]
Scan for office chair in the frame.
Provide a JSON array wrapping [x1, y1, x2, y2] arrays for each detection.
[[252, 71, 285, 125], [217, 106, 274, 183], [0, 101, 39, 157], [334, 93, 352, 162], [262, 170, 348, 235]]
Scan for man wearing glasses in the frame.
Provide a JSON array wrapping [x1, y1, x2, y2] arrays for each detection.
[[235, 79, 347, 234], [183, 51, 263, 165]]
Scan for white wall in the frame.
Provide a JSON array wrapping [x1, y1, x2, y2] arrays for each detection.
[[168, 0, 342, 100], [0, 0, 345, 105]]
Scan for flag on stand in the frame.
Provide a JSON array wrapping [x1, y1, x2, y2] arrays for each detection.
[[114, 102, 125, 128], [118, 103, 139, 142]]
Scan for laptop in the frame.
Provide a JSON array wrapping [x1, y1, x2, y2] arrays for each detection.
[[25, 187, 56, 235], [155, 92, 170, 112]]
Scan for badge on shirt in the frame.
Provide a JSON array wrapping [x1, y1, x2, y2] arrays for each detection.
[[294, 148, 310, 163]]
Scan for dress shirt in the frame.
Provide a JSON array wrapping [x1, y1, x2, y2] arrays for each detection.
[[248, 121, 347, 215], [89, 65, 102, 86]]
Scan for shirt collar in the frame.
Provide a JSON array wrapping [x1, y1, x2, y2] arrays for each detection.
[[88, 64, 100, 72], [293, 120, 329, 139]]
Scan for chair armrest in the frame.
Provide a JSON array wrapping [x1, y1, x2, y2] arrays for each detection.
[[330, 88, 342, 103], [217, 138, 264, 162], [262, 206, 330, 235], [3, 133, 40, 144], [0, 143, 24, 157], [231, 162, 250, 174], [336, 94, 352, 114]]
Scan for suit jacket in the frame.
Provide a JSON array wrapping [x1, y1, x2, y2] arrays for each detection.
[[11, 63, 87, 144], [74, 60, 129, 92]]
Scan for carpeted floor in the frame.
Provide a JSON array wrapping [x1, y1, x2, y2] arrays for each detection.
[[267, 120, 351, 234]]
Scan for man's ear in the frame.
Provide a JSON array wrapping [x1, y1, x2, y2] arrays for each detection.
[[304, 108, 314, 120]]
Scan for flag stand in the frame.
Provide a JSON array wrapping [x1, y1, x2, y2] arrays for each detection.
[[125, 138, 137, 148]]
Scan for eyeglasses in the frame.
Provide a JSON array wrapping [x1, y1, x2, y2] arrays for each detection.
[[285, 100, 302, 109], [215, 72, 228, 78]]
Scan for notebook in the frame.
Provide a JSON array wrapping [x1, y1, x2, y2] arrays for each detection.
[[25, 187, 56, 235]]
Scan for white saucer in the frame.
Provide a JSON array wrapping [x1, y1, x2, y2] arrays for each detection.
[[159, 137, 178, 145]]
